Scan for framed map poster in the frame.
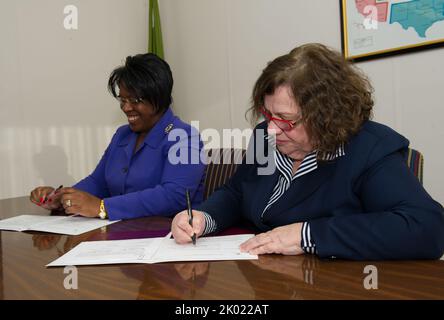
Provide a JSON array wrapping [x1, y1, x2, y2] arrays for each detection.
[[341, 0, 444, 61]]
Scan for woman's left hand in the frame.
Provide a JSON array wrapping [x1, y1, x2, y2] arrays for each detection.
[[240, 223, 304, 255], [59, 187, 101, 217]]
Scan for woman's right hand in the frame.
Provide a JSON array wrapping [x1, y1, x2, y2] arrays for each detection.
[[29, 186, 62, 210], [171, 210, 206, 244]]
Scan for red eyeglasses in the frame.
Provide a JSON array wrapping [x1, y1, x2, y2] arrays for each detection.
[[260, 107, 302, 132]]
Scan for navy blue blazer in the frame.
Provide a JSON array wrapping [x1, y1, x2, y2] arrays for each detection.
[[197, 121, 444, 260], [74, 108, 205, 220]]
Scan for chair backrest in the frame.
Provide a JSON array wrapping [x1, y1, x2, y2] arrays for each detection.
[[203, 147, 424, 200], [406, 148, 424, 185], [203, 148, 246, 200]]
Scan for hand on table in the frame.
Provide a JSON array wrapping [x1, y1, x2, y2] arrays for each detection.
[[59, 187, 101, 218], [240, 223, 305, 255]]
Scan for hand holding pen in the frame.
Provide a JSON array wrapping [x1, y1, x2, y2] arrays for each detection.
[[30, 185, 63, 210], [44, 185, 63, 204], [171, 191, 206, 244], [186, 189, 197, 245]]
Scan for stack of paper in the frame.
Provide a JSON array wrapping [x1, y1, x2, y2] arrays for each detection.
[[47, 233, 258, 266], [0, 215, 119, 235]]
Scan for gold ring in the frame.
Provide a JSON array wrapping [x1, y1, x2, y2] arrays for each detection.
[[66, 199, 72, 207]]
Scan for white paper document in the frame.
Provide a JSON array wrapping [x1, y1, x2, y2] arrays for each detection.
[[47, 233, 258, 267], [0, 215, 119, 235]]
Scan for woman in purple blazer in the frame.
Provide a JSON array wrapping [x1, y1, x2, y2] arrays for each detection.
[[30, 53, 205, 220]]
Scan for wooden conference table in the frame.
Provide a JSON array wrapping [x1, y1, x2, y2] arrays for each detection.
[[0, 196, 443, 300]]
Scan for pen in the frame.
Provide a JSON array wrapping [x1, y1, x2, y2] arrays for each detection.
[[186, 189, 196, 245], [44, 185, 63, 203]]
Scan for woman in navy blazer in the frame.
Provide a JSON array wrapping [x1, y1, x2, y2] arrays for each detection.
[[30, 53, 205, 220], [171, 44, 444, 260]]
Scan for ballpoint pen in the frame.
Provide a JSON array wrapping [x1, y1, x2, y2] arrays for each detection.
[[186, 189, 197, 245], [44, 185, 63, 204]]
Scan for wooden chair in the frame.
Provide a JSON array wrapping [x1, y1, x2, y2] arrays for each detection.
[[203, 148, 246, 200], [203, 147, 425, 201], [406, 148, 424, 185]]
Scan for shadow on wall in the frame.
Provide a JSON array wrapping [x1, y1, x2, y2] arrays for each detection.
[[33, 145, 75, 188], [0, 125, 116, 200]]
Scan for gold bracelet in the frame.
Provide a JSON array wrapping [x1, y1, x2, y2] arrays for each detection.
[[98, 200, 108, 219]]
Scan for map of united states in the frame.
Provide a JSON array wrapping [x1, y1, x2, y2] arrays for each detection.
[[355, 0, 444, 38]]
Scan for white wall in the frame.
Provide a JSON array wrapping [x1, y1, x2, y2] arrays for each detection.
[[159, 0, 444, 205], [0, 0, 148, 199], [1, 0, 443, 205]]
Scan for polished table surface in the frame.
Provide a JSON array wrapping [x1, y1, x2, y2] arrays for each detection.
[[0, 196, 443, 300]]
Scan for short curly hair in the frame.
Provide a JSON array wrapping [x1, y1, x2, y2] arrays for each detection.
[[249, 43, 374, 158], [108, 53, 173, 115]]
